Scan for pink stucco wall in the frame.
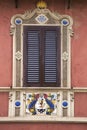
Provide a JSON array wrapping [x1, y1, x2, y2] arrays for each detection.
[[0, 0, 36, 87], [74, 93, 87, 117], [72, 0, 87, 87], [0, 93, 8, 116], [0, 123, 87, 130]]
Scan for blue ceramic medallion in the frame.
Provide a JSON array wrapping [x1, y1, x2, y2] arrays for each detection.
[[15, 18, 22, 25], [61, 19, 69, 26], [62, 100, 68, 108], [15, 100, 21, 107]]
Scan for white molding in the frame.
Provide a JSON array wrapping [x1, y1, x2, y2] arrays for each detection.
[[0, 117, 87, 123], [20, 91, 26, 116], [67, 27, 71, 88], [57, 92, 63, 117], [0, 87, 87, 92], [8, 92, 15, 117], [67, 91, 74, 117], [21, 25, 23, 87], [12, 31, 16, 87], [61, 25, 63, 87]]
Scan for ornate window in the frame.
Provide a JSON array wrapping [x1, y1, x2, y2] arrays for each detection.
[[9, 7, 74, 120], [11, 9, 73, 88]]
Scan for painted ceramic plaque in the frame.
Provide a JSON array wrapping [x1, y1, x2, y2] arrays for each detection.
[[26, 93, 57, 115]]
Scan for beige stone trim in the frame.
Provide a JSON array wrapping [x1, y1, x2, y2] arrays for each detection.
[[20, 91, 26, 116], [0, 117, 87, 123], [8, 92, 15, 117], [0, 87, 87, 92], [73, 87, 87, 92], [67, 92, 74, 117], [57, 91, 63, 117]]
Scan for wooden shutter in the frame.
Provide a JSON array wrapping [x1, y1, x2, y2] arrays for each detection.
[[27, 30, 40, 83], [44, 30, 57, 83], [23, 27, 40, 86], [23, 26, 60, 87]]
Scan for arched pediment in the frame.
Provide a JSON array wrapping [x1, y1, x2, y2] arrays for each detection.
[[11, 8, 73, 33]]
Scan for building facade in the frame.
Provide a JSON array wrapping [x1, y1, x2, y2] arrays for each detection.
[[0, 0, 87, 129]]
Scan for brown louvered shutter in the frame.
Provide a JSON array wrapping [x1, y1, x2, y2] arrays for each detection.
[[44, 30, 57, 83], [43, 27, 60, 87], [23, 26, 60, 87], [23, 27, 40, 87], [27, 30, 40, 83]]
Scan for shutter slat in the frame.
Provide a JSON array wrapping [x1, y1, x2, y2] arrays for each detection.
[[44, 30, 57, 83]]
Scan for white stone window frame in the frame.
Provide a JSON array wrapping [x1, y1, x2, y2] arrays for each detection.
[[10, 8, 73, 88]]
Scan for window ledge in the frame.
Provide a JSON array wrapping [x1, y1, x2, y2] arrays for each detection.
[[0, 87, 87, 92], [0, 117, 87, 123]]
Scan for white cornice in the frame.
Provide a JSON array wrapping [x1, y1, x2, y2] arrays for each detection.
[[0, 117, 87, 123]]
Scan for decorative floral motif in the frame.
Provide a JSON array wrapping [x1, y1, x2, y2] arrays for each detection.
[[70, 92, 74, 102], [26, 93, 57, 115], [10, 25, 15, 35], [35, 14, 48, 24], [15, 51, 22, 60], [62, 52, 69, 61], [9, 92, 13, 102]]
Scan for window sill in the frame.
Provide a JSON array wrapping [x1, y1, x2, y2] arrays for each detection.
[[0, 87, 87, 92], [0, 117, 87, 123]]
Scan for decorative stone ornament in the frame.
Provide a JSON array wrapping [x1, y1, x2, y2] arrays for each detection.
[[35, 14, 48, 24], [15, 51, 22, 60], [62, 52, 69, 61], [36, 0, 47, 9]]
